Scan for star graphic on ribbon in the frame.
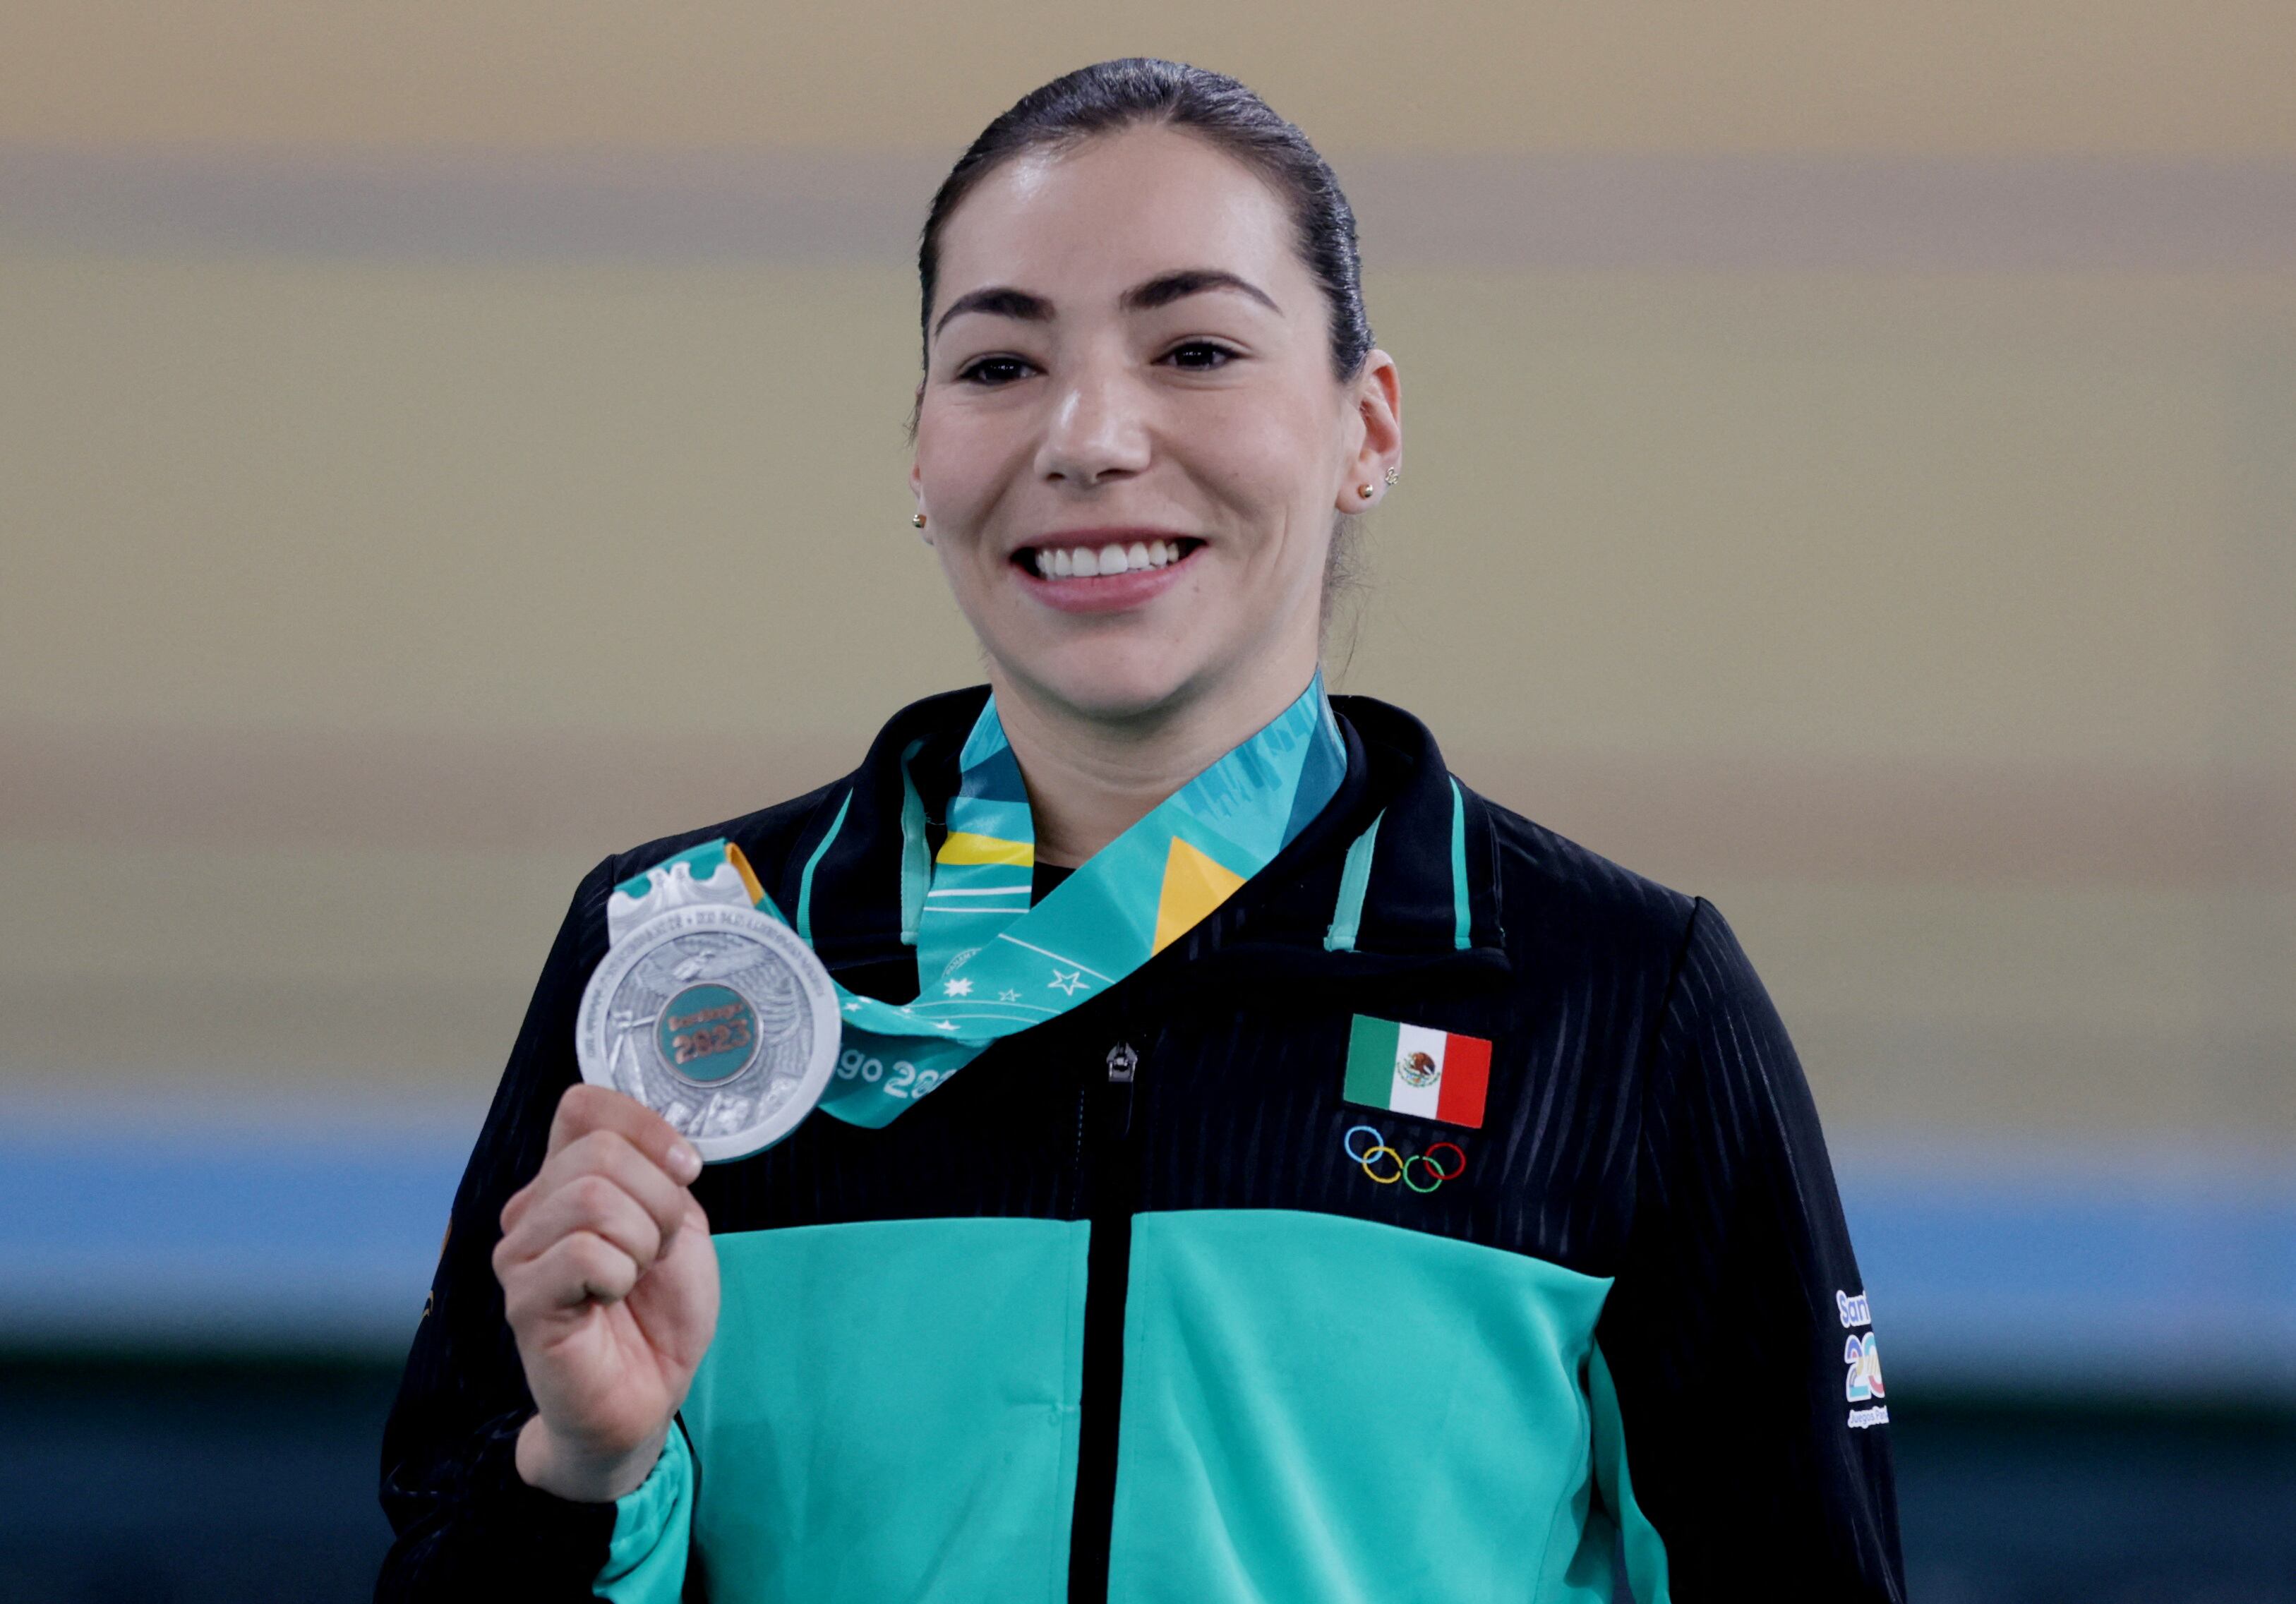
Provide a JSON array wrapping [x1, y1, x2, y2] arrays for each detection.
[[843, 1001, 862, 1013], [997, 989, 1021, 1003], [944, 977, 973, 997], [1048, 969, 1089, 996], [936, 1020, 961, 1031]]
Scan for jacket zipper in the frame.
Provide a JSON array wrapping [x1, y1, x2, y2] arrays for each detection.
[[1066, 1036, 1141, 1602]]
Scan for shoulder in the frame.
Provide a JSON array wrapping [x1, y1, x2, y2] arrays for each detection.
[[1469, 789, 1800, 1147], [1465, 782, 1705, 990], [603, 777, 851, 897], [534, 779, 851, 982], [1329, 692, 1709, 996], [589, 684, 990, 908], [1472, 790, 1776, 1053], [1481, 792, 1795, 1090]]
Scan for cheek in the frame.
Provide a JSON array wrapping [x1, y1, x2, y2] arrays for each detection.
[[915, 408, 1021, 525], [1186, 392, 1338, 526]]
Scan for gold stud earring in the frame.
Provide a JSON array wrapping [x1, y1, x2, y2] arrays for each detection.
[[1384, 466, 1400, 487], [1356, 483, 1376, 500], [911, 512, 927, 529]]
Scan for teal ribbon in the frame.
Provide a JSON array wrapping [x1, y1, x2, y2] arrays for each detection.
[[618, 676, 1345, 1128]]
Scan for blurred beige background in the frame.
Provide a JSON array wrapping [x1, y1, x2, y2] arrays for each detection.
[[4, 1, 2292, 1150]]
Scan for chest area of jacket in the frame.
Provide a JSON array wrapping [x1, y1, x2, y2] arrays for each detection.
[[691, 979, 1643, 1274]]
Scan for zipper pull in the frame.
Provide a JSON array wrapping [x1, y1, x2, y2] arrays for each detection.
[[1105, 1041, 1138, 1144]]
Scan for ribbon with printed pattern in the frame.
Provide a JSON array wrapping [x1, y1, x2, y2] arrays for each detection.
[[616, 674, 1345, 1128]]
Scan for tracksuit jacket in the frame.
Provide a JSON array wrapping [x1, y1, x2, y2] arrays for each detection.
[[378, 689, 1906, 1602]]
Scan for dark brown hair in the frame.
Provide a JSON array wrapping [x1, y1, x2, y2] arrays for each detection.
[[916, 59, 1374, 382]]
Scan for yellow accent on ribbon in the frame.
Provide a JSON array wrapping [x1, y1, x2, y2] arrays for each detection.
[[1150, 836, 1247, 955], [726, 842, 767, 907], [938, 831, 1035, 867]]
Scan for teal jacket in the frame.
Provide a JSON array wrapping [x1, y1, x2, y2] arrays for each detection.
[[379, 691, 1904, 1601]]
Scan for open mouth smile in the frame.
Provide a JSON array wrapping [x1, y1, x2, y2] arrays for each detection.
[[1008, 532, 1206, 615], [1014, 536, 1203, 579]]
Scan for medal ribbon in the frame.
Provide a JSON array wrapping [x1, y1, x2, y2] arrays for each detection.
[[608, 676, 1345, 1128]]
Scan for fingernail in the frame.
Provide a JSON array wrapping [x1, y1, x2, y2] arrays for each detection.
[[670, 1142, 703, 1183]]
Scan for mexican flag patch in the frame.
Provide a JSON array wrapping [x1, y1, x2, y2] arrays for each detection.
[[1342, 1015, 1491, 1130]]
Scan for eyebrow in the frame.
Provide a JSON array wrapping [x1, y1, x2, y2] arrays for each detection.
[[930, 268, 1282, 342], [932, 286, 1052, 339], [1122, 269, 1280, 315]]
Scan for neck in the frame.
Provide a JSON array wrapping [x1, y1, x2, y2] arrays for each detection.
[[989, 666, 1320, 867]]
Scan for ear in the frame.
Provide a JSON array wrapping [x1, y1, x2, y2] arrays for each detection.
[[908, 457, 931, 543], [1333, 349, 1402, 514]]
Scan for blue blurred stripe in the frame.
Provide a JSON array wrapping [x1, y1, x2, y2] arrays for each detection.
[[1839, 1157, 2296, 1394], [2, 1115, 2290, 1392], [0, 1117, 468, 1351]]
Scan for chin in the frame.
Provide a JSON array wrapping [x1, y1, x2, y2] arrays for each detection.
[[1002, 635, 1218, 726]]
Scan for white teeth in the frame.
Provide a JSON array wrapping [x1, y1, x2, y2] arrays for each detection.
[[1030, 539, 1190, 577]]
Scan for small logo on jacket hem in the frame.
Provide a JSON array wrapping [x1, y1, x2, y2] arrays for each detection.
[[1839, 1287, 1886, 1425]]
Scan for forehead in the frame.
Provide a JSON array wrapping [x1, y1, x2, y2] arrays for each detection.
[[931, 126, 1308, 315]]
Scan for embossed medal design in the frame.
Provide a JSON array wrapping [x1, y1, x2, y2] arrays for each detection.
[[577, 871, 841, 1162]]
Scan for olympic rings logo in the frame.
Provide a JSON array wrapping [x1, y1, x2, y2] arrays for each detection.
[[1344, 1125, 1467, 1194]]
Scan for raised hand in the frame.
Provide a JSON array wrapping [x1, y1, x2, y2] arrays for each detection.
[[494, 1083, 721, 1502]]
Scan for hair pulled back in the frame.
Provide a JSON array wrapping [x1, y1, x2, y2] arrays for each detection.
[[917, 59, 1374, 382]]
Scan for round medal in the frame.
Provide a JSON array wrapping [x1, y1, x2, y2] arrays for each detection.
[[575, 901, 841, 1161]]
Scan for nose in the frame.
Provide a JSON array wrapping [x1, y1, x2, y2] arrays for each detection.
[[1033, 360, 1150, 489]]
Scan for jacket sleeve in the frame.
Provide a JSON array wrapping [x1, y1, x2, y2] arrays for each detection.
[[376, 858, 697, 1600], [1592, 898, 1905, 1602]]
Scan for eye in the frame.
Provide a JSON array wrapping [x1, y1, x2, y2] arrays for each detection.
[[1162, 340, 1239, 372], [957, 355, 1035, 386]]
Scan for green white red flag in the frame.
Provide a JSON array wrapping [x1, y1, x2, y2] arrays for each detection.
[[1342, 1015, 1490, 1130]]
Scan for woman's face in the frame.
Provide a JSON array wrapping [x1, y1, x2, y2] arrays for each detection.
[[913, 126, 1400, 728]]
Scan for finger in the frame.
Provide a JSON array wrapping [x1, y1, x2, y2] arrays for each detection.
[[495, 1171, 667, 1280], [524, 1129, 690, 1249], [503, 1230, 642, 1324], [499, 1177, 540, 1236], [635, 1193, 714, 1281], [548, 1084, 702, 1184], [621, 1195, 721, 1367]]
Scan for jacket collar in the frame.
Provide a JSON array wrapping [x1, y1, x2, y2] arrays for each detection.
[[759, 687, 1508, 991]]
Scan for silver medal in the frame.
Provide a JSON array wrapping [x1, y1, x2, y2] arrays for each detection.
[[575, 901, 841, 1161]]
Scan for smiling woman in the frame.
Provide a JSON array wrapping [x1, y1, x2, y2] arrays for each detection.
[[911, 102, 1398, 864], [378, 59, 1905, 1604]]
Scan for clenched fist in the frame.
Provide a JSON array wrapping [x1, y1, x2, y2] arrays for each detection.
[[494, 1083, 720, 1502]]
